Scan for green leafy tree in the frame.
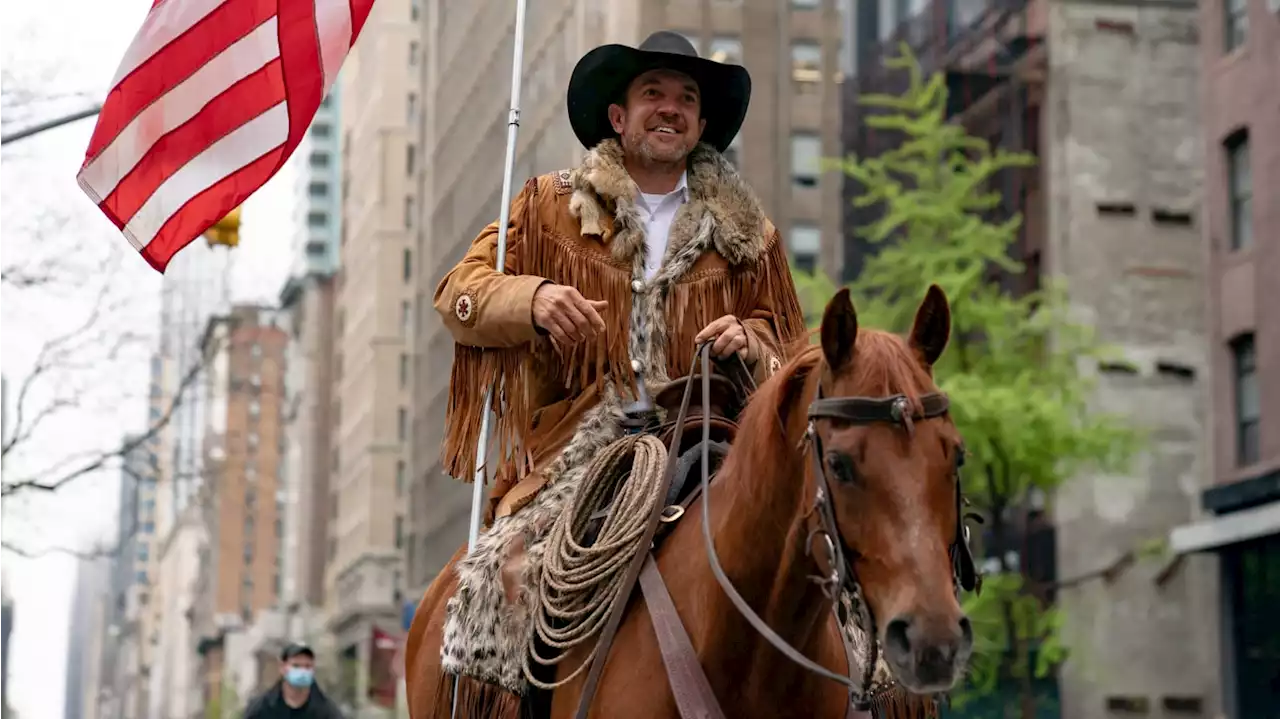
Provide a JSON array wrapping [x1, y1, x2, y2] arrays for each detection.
[[795, 46, 1140, 717]]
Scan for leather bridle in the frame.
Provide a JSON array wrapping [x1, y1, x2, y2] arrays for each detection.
[[570, 342, 982, 719], [694, 342, 982, 714]]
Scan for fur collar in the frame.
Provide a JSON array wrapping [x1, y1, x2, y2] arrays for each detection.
[[567, 139, 767, 267]]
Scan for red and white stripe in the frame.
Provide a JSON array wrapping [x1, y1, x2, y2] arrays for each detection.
[[77, 0, 376, 272]]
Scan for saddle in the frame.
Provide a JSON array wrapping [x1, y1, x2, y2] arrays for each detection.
[[650, 361, 751, 507], [581, 358, 753, 545]]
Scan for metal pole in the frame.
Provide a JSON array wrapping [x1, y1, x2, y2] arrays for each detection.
[[1, 104, 102, 146], [454, 0, 528, 714], [466, 0, 529, 557]]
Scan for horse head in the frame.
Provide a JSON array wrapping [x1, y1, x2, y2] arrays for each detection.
[[813, 284, 973, 695]]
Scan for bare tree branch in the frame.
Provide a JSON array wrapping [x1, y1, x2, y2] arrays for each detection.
[[0, 463, 207, 562], [1, 353, 210, 497]]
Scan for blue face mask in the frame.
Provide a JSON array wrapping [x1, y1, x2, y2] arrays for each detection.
[[285, 667, 315, 688]]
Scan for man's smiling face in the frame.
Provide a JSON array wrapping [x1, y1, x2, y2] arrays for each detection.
[[608, 69, 706, 165]]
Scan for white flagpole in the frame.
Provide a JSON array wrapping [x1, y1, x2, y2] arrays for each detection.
[[453, 1, 529, 715], [466, 0, 529, 556]]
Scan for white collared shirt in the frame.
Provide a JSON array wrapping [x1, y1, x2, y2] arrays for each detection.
[[635, 172, 689, 281]]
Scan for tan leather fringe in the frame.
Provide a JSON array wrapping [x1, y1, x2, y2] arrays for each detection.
[[440, 177, 637, 485], [430, 674, 522, 719], [870, 689, 940, 719], [664, 230, 808, 376]]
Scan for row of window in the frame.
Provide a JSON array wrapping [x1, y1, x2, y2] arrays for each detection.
[[681, 34, 827, 85]]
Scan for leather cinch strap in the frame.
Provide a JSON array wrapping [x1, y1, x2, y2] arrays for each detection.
[[572, 352, 701, 719], [638, 555, 726, 719]]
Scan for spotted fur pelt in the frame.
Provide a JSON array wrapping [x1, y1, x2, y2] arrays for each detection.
[[440, 139, 771, 694]]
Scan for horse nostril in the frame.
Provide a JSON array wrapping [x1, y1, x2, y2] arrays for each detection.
[[884, 616, 912, 658], [958, 616, 973, 646]]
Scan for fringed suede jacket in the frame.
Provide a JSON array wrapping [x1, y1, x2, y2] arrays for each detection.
[[435, 139, 807, 522]]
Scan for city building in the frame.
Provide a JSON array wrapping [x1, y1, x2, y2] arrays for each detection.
[[143, 240, 234, 718], [280, 78, 343, 616], [846, 0, 1215, 716], [148, 500, 206, 719], [190, 306, 289, 711], [95, 438, 151, 719], [64, 556, 112, 719], [327, 0, 421, 710], [1168, 3, 1280, 718], [407, 0, 853, 601], [292, 84, 343, 280]]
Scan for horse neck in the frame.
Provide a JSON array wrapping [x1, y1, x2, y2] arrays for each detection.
[[699, 383, 834, 699]]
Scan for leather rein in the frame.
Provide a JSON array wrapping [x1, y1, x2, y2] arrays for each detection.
[[572, 342, 981, 718]]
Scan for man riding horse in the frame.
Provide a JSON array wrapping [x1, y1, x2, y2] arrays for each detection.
[[411, 32, 980, 719], [434, 30, 805, 524]]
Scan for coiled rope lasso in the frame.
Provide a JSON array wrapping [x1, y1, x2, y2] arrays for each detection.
[[523, 433, 669, 689]]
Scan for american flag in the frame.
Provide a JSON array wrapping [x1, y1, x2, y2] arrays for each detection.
[[76, 0, 375, 272]]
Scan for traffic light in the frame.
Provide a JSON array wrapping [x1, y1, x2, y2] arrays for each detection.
[[204, 206, 242, 248]]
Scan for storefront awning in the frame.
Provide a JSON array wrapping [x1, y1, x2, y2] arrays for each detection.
[[1169, 500, 1280, 554]]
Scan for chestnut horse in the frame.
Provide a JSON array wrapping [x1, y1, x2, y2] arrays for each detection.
[[407, 285, 973, 719]]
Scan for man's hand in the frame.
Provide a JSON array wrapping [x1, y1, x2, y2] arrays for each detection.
[[532, 283, 608, 348], [695, 315, 749, 359]]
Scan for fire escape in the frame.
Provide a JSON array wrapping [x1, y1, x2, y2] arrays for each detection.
[[842, 0, 1046, 295]]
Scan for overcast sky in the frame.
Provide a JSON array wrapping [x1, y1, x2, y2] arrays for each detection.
[[1, 1, 296, 717]]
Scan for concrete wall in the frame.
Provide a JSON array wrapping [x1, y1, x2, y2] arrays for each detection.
[[1044, 2, 1220, 717]]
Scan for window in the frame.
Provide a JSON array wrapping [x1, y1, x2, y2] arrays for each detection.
[[251, 343, 262, 360], [410, 0, 420, 21], [406, 92, 417, 124], [398, 408, 408, 442], [1226, 133, 1251, 251], [312, 122, 331, 139], [1232, 334, 1259, 466], [396, 460, 406, 496], [403, 248, 412, 282], [792, 42, 822, 84], [789, 224, 820, 273], [1225, 0, 1247, 52], [408, 41, 419, 66], [309, 152, 330, 169], [395, 516, 404, 549], [401, 301, 411, 337], [790, 133, 821, 187], [406, 144, 416, 176], [308, 182, 328, 198], [404, 195, 414, 229], [399, 353, 409, 388], [792, 0, 820, 6], [249, 399, 260, 417], [708, 37, 742, 65], [307, 211, 327, 228]]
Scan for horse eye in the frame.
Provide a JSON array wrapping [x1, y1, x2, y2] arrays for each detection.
[[825, 451, 857, 484], [954, 446, 966, 469]]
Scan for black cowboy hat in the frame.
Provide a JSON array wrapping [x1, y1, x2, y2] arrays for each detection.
[[567, 31, 751, 153]]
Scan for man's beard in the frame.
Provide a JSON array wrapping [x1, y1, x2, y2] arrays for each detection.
[[623, 128, 692, 166]]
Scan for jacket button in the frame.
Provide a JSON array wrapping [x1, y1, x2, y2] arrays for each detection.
[[631, 280, 644, 293]]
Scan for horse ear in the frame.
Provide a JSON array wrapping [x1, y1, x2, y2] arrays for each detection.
[[909, 284, 951, 367], [820, 288, 858, 371]]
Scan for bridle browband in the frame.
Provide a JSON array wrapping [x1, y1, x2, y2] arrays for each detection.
[[693, 342, 981, 713]]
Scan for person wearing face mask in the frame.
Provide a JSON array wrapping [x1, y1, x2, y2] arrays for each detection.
[[243, 643, 345, 719]]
